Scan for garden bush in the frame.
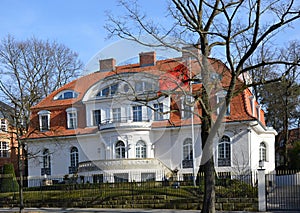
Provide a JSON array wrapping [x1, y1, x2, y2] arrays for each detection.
[[0, 163, 19, 192]]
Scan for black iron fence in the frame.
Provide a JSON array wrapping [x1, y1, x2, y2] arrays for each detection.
[[266, 170, 300, 211], [0, 172, 258, 210]]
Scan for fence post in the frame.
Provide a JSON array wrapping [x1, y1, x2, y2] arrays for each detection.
[[257, 168, 266, 211]]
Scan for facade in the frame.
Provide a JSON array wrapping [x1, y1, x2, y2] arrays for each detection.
[[25, 51, 277, 186], [0, 101, 19, 175]]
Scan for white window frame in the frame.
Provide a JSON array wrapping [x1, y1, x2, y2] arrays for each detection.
[[259, 142, 267, 162], [136, 140, 147, 158], [112, 108, 121, 122], [0, 119, 8, 132], [70, 146, 79, 168], [93, 109, 101, 126], [153, 103, 164, 121], [115, 141, 126, 159], [0, 141, 9, 158], [181, 96, 193, 119], [37, 110, 51, 131], [54, 90, 78, 100], [217, 135, 231, 167], [216, 90, 230, 116], [43, 148, 51, 169], [66, 108, 77, 129], [183, 138, 193, 161], [132, 105, 142, 122]]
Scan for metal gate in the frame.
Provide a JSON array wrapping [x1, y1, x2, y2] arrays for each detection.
[[266, 171, 300, 211]]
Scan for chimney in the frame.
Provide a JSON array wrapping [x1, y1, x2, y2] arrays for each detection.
[[181, 45, 200, 59], [99, 58, 116, 72], [139, 51, 156, 67]]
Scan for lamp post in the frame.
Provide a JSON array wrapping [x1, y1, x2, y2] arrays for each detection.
[[257, 160, 266, 211], [259, 160, 264, 169]]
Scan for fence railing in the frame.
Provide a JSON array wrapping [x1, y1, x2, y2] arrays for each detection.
[[266, 170, 300, 211]]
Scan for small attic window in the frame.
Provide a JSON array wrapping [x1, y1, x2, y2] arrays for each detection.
[[54, 90, 78, 100]]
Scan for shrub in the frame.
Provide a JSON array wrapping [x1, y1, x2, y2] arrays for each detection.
[[0, 163, 19, 192]]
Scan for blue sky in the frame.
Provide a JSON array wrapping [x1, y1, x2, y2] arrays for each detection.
[[1, 0, 300, 73], [0, 0, 168, 70]]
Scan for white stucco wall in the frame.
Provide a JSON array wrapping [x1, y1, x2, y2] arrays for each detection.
[[27, 137, 85, 178]]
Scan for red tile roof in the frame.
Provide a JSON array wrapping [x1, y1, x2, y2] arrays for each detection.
[[27, 55, 265, 139]]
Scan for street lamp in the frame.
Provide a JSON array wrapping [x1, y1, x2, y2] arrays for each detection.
[[259, 160, 264, 169]]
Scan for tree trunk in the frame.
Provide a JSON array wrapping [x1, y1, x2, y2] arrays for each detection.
[[200, 98, 216, 213], [201, 157, 216, 213]]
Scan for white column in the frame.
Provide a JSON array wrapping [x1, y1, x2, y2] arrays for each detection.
[[257, 169, 266, 211]]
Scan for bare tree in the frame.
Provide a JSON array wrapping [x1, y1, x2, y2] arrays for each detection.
[[105, 1, 300, 212], [251, 41, 300, 168], [0, 35, 82, 130], [0, 35, 83, 212]]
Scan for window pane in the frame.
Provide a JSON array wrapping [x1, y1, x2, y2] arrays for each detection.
[[135, 81, 143, 92], [1, 119, 7, 132], [136, 141, 146, 158], [259, 142, 267, 161], [68, 112, 77, 129], [70, 147, 79, 168], [182, 96, 192, 119], [154, 103, 163, 121], [41, 115, 49, 131], [113, 108, 121, 122], [64, 91, 73, 99], [43, 149, 50, 169], [218, 136, 231, 167], [133, 106, 142, 121], [116, 141, 125, 159], [111, 84, 119, 95], [102, 87, 109, 97], [0, 142, 9, 157], [93, 110, 101, 125]]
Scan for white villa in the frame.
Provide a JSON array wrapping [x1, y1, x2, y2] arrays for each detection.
[[25, 51, 277, 186]]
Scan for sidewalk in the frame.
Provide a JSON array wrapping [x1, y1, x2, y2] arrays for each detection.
[[0, 208, 299, 213]]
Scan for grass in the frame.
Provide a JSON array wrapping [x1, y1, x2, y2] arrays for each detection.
[[0, 179, 257, 206]]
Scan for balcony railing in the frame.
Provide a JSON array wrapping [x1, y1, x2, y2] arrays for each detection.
[[218, 158, 231, 167], [78, 158, 171, 174], [182, 160, 193, 168], [98, 117, 152, 130]]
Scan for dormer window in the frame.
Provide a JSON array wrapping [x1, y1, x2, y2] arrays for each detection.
[[135, 81, 156, 93], [216, 90, 230, 116], [54, 90, 78, 100], [0, 119, 8, 132], [66, 108, 77, 129], [38, 110, 51, 131], [181, 96, 193, 119], [96, 83, 119, 98]]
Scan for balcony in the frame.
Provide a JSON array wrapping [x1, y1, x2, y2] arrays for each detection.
[[78, 158, 171, 174], [98, 117, 152, 130]]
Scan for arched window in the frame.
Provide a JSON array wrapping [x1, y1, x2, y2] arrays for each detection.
[[70, 146, 79, 168], [182, 138, 193, 168], [218, 136, 231, 167], [115, 141, 125, 159], [42, 148, 51, 175], [54, 90, 78, 100], [259, 142, 267, 162], [136, 140, 146, 158]]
